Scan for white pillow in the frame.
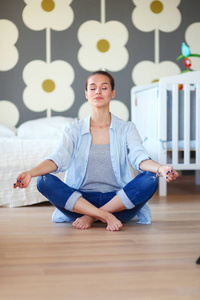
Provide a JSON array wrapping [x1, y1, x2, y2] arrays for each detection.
[[0, 124, 16, 138], [17, 116, 77, 139]]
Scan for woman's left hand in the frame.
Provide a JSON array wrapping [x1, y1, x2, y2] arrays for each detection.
[[158, 165, 179, 182]]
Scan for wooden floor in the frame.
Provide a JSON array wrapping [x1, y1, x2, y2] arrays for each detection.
[[0, 175, 200, 300]]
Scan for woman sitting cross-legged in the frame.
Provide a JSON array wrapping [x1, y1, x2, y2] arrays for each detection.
[[14, 71, 178, 231]]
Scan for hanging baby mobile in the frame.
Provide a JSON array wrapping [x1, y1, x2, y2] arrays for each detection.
[[176, 42, 200, 72]]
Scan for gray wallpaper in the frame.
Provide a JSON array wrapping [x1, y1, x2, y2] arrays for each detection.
[[0, 0, 200, 128]]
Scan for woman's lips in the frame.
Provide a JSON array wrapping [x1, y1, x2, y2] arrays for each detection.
[[94, 97, 103, 100]]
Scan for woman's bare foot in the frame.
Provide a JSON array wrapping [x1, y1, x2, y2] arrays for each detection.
[[72, 212, 122, 231], [73, 215, 95, 229], [103, 211, 123, 231]]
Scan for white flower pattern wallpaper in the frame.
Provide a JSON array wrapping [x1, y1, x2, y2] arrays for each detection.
[[0, 0, 200, 127]]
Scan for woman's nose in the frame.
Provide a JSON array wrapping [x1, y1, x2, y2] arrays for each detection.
[[96, 87, 101, 93]]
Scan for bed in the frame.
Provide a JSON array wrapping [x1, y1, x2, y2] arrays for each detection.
[[0, 116, 76, 207], [131, 71, 200, 196]]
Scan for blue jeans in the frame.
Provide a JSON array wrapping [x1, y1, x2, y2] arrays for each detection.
[[37, 171, 158, 223]]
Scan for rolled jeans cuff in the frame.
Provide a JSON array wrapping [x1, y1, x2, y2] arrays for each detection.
[[117, 189, 135, 210], [64, 191, 82, 212]]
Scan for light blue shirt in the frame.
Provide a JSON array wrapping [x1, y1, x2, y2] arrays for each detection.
[[47, 113, 150, 189]]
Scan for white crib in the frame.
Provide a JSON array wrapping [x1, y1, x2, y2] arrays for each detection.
[[131, 71, 200, 196]]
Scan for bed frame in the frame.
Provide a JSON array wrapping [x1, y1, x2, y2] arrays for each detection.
[[131, 71, 200, 196]]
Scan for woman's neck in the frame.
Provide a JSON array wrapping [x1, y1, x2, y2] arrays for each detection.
[[90, 111, 111, 128]]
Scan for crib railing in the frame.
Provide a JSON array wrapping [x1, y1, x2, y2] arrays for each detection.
[[159, 77, 200, 168], [131, 71, 200, 196]]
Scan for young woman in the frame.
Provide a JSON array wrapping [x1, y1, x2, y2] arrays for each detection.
[[14, 71, 178, 231]]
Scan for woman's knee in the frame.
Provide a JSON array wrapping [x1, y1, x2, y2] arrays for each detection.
[[132, 171, 158, 195], [143, 171, 158, 192], [37, 174, 52, 193], [144, 171, 158, 183], [120, 172, 158, 209]]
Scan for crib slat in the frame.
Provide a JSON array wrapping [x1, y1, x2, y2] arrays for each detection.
[[196, 84, 200, 165], [172, 84, 179, 165], [158, 81, 167, 167], [184, 84, 190, 165]]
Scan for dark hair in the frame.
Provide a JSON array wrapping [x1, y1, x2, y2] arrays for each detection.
[[85, 71, 115, 91]]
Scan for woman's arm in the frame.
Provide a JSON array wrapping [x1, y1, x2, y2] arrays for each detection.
[[139, 159, 179, 182], [13, 159, 58, 189]]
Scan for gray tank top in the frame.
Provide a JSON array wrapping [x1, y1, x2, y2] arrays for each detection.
[[80, 143, 120, 193]]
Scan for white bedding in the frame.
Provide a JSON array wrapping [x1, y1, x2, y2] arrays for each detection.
[[0, 138, 65, 207], [0, 116, 76, 207]]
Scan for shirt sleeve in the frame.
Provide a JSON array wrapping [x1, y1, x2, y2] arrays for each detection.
[[126, 122, 150, 171], [45, 124, 75, 173]]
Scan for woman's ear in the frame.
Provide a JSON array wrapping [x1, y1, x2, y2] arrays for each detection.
[[111, 89, 116, 99], [85, 90, 88, 99]]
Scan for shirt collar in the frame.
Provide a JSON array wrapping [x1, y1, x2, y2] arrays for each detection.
[[109, 113, 115, 131], [81, 114, 91, 135], [81, 113, 116, 135]]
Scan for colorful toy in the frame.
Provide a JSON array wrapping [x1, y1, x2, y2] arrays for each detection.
[[176, 42, 200, 72]]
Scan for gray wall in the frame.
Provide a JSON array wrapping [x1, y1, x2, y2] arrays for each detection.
[[0, 0, 200, 127]]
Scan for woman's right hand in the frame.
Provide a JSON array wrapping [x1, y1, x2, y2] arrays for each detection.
[[13, 172, 32, 189], [13, 160, 58, 189]]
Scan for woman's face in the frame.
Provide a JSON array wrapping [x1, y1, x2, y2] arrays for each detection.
[[85, 74, 115, 109]]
